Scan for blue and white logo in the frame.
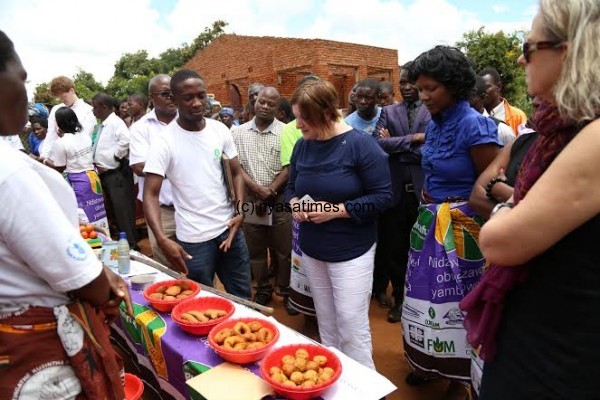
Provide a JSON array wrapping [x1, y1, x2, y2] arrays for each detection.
[[66, 237, 89, 261]]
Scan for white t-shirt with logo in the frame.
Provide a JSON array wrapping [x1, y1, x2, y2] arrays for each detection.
[[144, 118, 237, 243], [0, 141, 102, 310], [49, 132, 94, 173]]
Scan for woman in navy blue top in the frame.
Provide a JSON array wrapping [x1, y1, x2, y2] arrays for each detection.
[[399, 46, 501, 398], [285, 80, 391, 369]]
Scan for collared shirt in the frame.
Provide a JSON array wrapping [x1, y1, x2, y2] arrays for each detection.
[[406, 100, 422, 130], [231, 118, 284, 187], [93, 112, 130, 170], [422, 101, 501, 203], [482, 109, 515, 146], [41, 99, 96, 159], [129, 109, 174, 205], [489, 101, 506, 122]]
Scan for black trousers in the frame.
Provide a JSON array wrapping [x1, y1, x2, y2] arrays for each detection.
[[100, 166, 137, 247], [373, 188, 419, 305]]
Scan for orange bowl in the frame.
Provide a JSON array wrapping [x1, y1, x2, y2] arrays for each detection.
[[171, 296, 235, 335], [260, 344, 342, 400], [208, 317, 280, 364], [124, 373, 144, 400], [142, 279, 200, 312]]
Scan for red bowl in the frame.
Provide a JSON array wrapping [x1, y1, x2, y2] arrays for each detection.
[[260, 344, 342, 400], [124, 373, 144, 400], [171, 296, 235, 335], [208, 317, 280, 364], [142, 279, 200, 312]]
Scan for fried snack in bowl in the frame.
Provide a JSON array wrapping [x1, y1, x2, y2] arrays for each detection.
[[142, 279, 200, 312], [207, 317, 279, 364], [260, 344, 342, 400], [171, 296, 235, 335]]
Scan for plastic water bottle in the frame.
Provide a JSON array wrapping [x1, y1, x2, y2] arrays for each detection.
[[117, 232, 131, 274]]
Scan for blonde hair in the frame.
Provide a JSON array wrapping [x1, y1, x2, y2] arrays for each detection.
[[50, 76, 75, 96], [290, 80, 340, 136], [540, 0, 600, 121]]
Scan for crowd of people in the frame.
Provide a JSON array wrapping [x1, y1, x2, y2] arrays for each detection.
[[1, 0, 599, 398]]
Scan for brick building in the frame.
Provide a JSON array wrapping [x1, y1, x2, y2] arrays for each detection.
[[184, 34, 400, 110]]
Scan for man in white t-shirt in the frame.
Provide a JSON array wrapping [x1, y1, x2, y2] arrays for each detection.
[[144, 70, 251, 300], [40, 76, 96, 160], [130, 74, 177, 267]]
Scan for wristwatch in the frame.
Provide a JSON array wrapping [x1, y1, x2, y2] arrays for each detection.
[[490, 202, 514, 217]]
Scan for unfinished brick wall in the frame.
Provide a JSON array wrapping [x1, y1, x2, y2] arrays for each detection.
[[184, 34, 399, 110]]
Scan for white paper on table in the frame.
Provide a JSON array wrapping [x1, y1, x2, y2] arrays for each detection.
[[122, 260, 176, 279], [321, 347, 397, 400]]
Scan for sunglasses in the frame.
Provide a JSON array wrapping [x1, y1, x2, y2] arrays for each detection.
[[151, 90, 172, 99], [522, 41, 565, 63]]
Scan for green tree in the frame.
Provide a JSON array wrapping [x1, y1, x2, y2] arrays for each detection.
[[106, 20, 228, 96], [33, 82, 57, 105], [456, 27, 531, 114], [73, 68, 105, 101], [186, 20, 227, 63]]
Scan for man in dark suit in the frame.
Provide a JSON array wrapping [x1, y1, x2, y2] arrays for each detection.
[[373, 62, 431, 323]]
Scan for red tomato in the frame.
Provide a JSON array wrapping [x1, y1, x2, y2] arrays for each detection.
[[89, 231, 98, 239], [81, 231, 89, 239]]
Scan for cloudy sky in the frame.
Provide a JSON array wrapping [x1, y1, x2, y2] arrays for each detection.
[[2, 0, 537, 96]]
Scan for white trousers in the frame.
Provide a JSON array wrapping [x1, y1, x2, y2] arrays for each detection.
[[302, 243, 376, 369]]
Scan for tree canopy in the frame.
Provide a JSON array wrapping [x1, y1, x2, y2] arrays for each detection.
[[105, 20, 227, 99], [33, 20, 227, 102], [456, 27, 531, 114]]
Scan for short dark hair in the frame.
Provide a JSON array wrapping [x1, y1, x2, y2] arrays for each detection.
[[55, 107, 82, 133], [473, 76, 487, 96], [408, 45, 476, 100], [112, 97, 121, 111], [377, 81, 394, 92], [277, 97, 292, 120], [92, 92, 114, 108], [356, 78, 379, 93], [478, 68, 502, 86], [0, 30, 15, 73], [171, 69, 203, 94], [128, 92, 148, 108], [30, 116, 48, 129]]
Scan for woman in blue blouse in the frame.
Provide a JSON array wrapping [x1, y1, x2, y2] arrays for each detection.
[[400, 46, 500, 398], [285, 80, 392, 369]]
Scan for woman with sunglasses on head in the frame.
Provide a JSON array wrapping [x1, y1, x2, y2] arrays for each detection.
[[0, 29, 132, 399], [461, 1, 600, 398]]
